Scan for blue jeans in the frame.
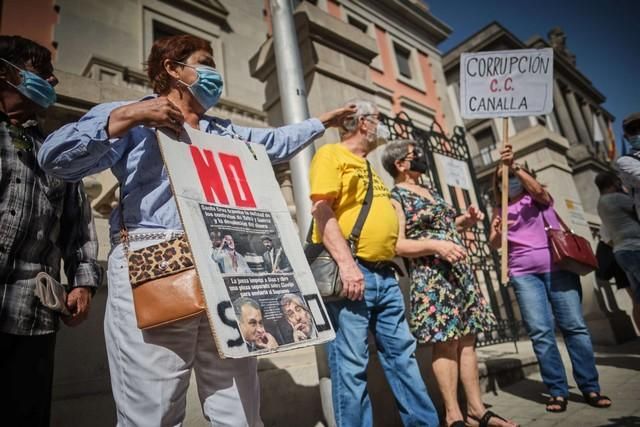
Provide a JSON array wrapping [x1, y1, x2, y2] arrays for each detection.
[[326, 262, 438, 427], [510, 270, 600, 397], [614, 250, 640, 303]]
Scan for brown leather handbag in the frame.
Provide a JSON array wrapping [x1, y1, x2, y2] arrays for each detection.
[[542, 207, 598, 276], [120, 222, 205, 329]]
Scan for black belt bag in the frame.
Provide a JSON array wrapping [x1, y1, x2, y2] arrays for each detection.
[[305, 161, 374, 299]]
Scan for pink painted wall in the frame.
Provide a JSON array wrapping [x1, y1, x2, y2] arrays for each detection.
[[0, 0, 59, 58], [325, 5, 447, 130]]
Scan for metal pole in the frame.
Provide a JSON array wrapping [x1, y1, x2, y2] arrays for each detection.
[[270, 0, 315, 240], [271, 3, 336, 426]]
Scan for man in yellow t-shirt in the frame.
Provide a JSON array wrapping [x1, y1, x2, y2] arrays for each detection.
[[309, 99, 438, 427]]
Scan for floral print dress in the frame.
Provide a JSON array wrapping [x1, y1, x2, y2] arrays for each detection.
[[391, 185, 496, 343]]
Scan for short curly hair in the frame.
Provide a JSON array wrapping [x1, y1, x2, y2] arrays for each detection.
[[146, 34, 213, 95]]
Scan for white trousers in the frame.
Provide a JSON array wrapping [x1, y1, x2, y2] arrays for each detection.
[[105, 232, 263, 427]]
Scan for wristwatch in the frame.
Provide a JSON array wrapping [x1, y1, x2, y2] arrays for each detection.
[[511, 163, 522, 172]]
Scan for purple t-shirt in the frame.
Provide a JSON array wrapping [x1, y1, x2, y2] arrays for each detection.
[[498, 194, 562, 277]]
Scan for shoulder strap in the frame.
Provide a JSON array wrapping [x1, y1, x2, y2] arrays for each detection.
[[348, 160, 374, 245], [118, 188, 130, 251], [306, 160, 375, 251], [539, 203, 572, 233]]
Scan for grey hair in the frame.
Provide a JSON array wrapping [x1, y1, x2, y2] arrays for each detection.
[[279, 293, 304, 311], [233, 297, 261, 320], [341, 98, 378, 135], [381, 139, 416, 178]]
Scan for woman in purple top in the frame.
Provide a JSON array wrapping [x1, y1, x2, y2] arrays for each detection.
[[489, 145, 611, 413]]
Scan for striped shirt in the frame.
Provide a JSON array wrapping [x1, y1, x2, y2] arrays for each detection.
[[0, 114, 102, 335]]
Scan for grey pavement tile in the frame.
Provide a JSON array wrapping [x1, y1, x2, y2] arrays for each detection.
[[480, 338, 640, 427]]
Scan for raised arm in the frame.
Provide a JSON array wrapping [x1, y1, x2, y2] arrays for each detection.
[[312, 198, 364, 301], [38, 97, 185, 182], [229, 105, 357, 164], [38, 101, 132, 181]]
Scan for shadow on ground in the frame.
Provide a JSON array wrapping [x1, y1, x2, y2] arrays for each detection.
[[258, 359, 325, 427], [598, 415, 640, 426], [595, 356, 640, 372]]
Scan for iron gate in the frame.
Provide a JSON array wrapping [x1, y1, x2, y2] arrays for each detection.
[[380, 112, 520, 348]]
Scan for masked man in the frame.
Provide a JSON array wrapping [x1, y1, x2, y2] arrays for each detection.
[[616, 112, 640, 219], [0, 36, 101, 426], [309, 99, 438, 426]]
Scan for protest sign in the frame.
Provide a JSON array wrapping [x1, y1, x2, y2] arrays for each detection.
[[460, 48, 554, 119], [157, 127, 335, 358], [459, 48, 554, 285]]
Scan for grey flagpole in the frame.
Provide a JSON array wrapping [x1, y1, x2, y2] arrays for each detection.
[[270, 0, 315, 241]]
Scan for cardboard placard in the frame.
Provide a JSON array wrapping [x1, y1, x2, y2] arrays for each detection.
[[460, 48, 554, 119], [157, 127, 335, 358]]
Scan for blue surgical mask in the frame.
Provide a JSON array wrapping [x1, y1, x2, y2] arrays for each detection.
[[508, 177, 523, 198], [1, 58, 56, 109], [176, 62, 223, 111], [627, 134, 640, 151]]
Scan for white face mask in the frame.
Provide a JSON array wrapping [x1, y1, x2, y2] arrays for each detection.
[[365, 120, 391, 148]]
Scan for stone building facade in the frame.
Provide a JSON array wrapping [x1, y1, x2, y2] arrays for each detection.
[[2, 1, 458, 425], [443, 22, 636, 348]]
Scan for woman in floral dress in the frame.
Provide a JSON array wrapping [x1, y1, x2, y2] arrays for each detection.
[[382, 140, 516, 427]]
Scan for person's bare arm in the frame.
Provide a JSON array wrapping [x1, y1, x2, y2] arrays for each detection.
[[312, 198, 364, 301], [500, 144, 551, 206], [489, 211, 502, 249], [392, 200, 466, 263]]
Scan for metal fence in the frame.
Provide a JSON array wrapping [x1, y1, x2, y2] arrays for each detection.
[[380, 111, 520, 348]]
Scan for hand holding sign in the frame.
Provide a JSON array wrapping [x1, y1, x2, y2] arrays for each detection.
[[459, 48, 554, 285]]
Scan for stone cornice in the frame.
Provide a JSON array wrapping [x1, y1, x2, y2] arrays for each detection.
[[250, 1, 378, 84], [355, 0, 452, 46]]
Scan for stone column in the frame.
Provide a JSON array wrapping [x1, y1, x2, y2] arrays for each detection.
[[581, 102, 594, 137], [565, 89, 592, 144], [553, 83, 579, 144]]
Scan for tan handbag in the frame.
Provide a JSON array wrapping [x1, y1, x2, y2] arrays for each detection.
[[121, 226, 206, 329]]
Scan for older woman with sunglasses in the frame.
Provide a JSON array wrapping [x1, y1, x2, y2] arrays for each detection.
[[38, 34, 354, 426], [382, 140, 515, 427]]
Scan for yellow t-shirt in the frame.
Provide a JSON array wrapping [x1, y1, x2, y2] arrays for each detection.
[[309, 143, 398, 261]]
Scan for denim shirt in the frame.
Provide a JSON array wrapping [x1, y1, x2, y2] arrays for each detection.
[[38, 97, 325, 234]]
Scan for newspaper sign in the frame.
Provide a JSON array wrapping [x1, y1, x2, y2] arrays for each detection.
[[460, 48, 554, 118], [157, 127, 334, 358], [434, 153, 472, 191]]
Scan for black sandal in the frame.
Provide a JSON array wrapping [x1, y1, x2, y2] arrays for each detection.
[[583, 392, 612, 408], [467, 410, 516, 427], [448, 421, 465, 427], [546, 396, 568, 413]]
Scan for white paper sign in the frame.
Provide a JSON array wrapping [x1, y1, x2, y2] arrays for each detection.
[[157, 127, 335, 358], [564, 198, 588, 229], [434, 153, 472, 191], [460, 48, 554, 119]]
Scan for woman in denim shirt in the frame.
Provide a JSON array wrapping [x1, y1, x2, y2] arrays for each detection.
[[38, 34, 354, 426]]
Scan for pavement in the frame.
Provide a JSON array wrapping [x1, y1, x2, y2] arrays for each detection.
[[477, 338, 640, 427]]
